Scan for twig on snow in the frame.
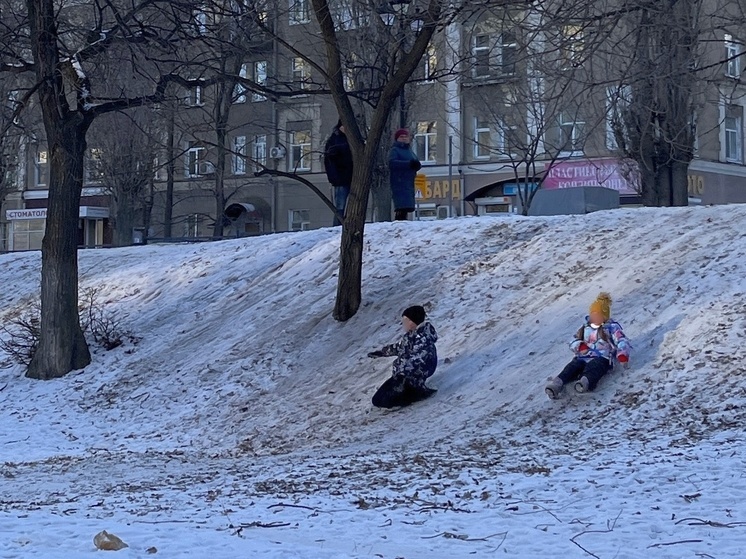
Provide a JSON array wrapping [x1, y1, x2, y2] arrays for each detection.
[[422, 531, 507, 542], [648, 539, 704, 548], [3, 436, 30, 445], [675, 517, 746, 528], [236, 521, 292, 529], [570, 510, 623, 559], [268, 502, 317, 511]]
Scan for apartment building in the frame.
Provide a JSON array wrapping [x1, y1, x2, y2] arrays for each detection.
[[2, 0, 745, 250]]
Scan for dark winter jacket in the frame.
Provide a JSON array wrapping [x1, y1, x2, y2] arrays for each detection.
[[388, 141, 421, 211], [324, 129, 353, 186], [376, 321, 438, 387]]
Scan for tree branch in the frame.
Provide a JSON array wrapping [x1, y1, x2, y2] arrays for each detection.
[[254, 168, 343, 224]]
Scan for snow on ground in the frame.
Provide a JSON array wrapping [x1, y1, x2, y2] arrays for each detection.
[[2, 205, 746, 558]]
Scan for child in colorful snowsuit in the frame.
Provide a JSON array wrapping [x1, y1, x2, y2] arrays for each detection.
[[545, 292, 631, 399], [368, 305, 438, 408]]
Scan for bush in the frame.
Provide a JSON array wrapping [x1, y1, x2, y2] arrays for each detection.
[[0, 287, 139, 366]]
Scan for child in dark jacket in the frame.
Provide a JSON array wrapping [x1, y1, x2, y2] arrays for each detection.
[[545, 292, 631, 399], [368, 305, 438, 408]]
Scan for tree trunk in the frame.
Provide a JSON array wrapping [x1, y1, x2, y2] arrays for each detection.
[[26, 0, 91, 379], [333, 162, 372, 321], [213, 124, 226, 238], [164, 106, 175, 238], [371, 142, 392, 221], [26, 118, 91, 379], [112, 190, 137, 246]]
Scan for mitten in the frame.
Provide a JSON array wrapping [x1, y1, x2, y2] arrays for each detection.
[[617, 353, 629, 368], [577, 342, 589, 353], [368, 350, 385, 358]]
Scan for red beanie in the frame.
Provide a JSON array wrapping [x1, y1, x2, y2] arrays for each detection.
[[394, 128, 409, 140]]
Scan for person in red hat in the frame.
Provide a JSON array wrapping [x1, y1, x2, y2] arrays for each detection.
[[388, 128, 421, 221]]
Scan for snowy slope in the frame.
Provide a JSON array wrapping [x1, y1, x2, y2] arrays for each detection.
[[1, 206, 746, 558]]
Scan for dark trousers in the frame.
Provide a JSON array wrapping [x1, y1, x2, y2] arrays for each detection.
[[394, 209, 410, 221], [372, 377, 436, 408], [558, 357, 611, 391], [333, 186, 350, 226]]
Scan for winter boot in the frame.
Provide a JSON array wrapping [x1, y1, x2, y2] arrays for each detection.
[[545, 377, 564, 400], [574, 376, 590, 394]]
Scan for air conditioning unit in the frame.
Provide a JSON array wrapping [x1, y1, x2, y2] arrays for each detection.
[[269, 145, 286, 159], [437, 205, 451, 220], [198, 161, 215, 175]]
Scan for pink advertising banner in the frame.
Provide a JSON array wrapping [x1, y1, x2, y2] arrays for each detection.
[[543, 158, 639, 195]]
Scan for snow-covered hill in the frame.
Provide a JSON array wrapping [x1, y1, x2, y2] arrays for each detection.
[[2, 206, 745, 558]]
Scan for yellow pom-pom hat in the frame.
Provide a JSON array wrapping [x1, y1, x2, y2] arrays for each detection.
[[589, 292, 612, 321]]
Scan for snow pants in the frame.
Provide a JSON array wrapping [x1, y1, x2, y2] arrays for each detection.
[[558, 357, 612, 391], [371, 377, 436, 409]]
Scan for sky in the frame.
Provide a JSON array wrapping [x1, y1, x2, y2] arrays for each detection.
[[1, 205, 746, 558]]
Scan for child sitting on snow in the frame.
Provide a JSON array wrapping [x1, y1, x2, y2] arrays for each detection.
[[545, 292, 631, 399], [368, 305, 438, 408]]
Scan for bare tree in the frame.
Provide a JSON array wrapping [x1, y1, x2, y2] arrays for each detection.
[[0, 0, 215, 378], [88, 111, 158, 246], [308, 0, 449, 320]]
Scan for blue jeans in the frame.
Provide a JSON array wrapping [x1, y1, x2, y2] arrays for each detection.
[[333, 186, 350, 226]]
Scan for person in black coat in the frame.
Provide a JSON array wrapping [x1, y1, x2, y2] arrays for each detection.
[[324, 120, 353, 226]]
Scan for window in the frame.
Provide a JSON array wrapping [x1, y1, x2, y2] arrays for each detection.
[[194, 5, 208, 34], [12, 219, 45, 251], [185, 84, 204, 107], [292, 58, 311, 90], [725, 114, 742, 162], [472, 34, 491, 77], [153, 155, 164, 181], [34, 150, 48, 186], [185, 142, 207, 177], [421, 43, 437, 82], [289, 130, 311, 171], [233, 136, 247, 174], [415, 121, 437, 163], [344, 66, 356, 91], [473, 117, 491, 159], [289, 209, 311, 231], [85, 148, 105, 182], [289, 0, 310, 24], [558, 112, 585, 154], [605, 85, 632, 150], [184, 214, 202, 237], [501, 31, 517, 75], [234, 64, 249, 103], [330, 0, 369, 30], [471, 32, 515, 77], [725, 34, 741, 78], [343, 53, 360, 91], [0, 222, 8, 251], [252, 0, 269, 24], [560, 24, 584, 68], [253, 61, 268, 101], [7, 90, 20, 124], [253, 135, 267, 170]]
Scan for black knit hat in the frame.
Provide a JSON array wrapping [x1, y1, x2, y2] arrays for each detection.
[[402, 305, 426, 325]]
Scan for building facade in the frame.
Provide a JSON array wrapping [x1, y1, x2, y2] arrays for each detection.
[[2, 0, 746, 251]]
